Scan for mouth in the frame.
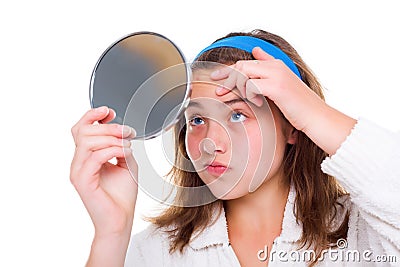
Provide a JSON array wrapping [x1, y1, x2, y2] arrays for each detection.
[[205, 161, 228, 176]]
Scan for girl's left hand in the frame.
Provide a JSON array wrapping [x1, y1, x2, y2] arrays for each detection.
[[210, 47, 356, 155]]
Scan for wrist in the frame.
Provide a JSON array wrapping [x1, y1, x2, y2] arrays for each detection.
[[93, 229, 131, 242], [86, 231, 132, 267], [304, 102, 356, 156]]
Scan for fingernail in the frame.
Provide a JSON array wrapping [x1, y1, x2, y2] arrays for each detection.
[[211, 69, 219, 78], [122, 139, 131, 147], [216, 86, 224, 95], [250, 96, 264, 107], [122, 125, 132, 136], [129, 127, 137, 138], [95, 106, 108, 113]]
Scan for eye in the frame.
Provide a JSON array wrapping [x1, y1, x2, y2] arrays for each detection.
[[189, 116, 205, 126], [230, 112, 247, 123]]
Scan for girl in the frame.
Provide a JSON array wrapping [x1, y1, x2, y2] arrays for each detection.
[[70, 29, 400, 266]]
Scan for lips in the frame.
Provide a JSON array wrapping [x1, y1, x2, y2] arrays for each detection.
[[205, 161, 228, 176]]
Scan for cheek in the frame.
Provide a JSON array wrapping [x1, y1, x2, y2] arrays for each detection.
[[228, 125, 263, 180], [245, 130, 264, 174], [243, 120, 279, 191], [185, 132, 202, 161], [243, 124, 263, 161]]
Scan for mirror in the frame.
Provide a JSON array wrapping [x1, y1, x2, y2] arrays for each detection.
[[89, 32, 190, 139]]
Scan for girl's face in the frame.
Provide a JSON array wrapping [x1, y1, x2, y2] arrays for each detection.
[[184, 69, 296, 200]]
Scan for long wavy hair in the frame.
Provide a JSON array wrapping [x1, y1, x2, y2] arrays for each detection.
[[146, 29, 349, 265]]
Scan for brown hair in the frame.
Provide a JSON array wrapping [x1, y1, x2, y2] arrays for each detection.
[[147, 29, 349, 265]]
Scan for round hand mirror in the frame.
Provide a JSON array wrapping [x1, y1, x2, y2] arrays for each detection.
[[89, 31, 190, 139]]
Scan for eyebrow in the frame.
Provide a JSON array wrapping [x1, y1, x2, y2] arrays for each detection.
[[224, 98, 250, 106], [187, 97, 250, 109]]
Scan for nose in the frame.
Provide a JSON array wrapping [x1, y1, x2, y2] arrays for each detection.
[[201, 120, 228, 154], [200, 138, 215, 155]]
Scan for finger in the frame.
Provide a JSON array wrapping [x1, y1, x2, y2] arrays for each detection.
[[73, 124, 136, 168], [221, 66, 243, 95], [223, 60, 272, 99], [76, 124, 136, 144], [215, 66, 238, 96], [71, 135, 131, 177], [76, 106, 110, 127], [245, 79, 265, 107], [252, 47, 275, 61], [72, 107, 111, 141], [215, 85, 232, 96], [116, 149, 138, 177], [72, 146, 133, 187], [79, 124, 135, 139], [77, 136, 132, 152], [245, 79, 278, 106], [210, 65, 234, 80], [87, 146, 133, 174], [236, 60, 277, 80], [99, 108, 116, 124], [232, 62, 252, 98]]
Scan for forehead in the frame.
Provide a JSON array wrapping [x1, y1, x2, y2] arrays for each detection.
[[190, 68, 240, 102]]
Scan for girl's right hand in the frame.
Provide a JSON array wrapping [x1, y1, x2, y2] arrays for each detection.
[[211, 47, 356, 155], [70, 106, 138, 240]]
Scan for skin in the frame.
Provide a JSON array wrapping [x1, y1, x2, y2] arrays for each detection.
[[213, 47, 356, 156], [70, 47, 356, 266], [186, 69, 296, 199], [70, 108, 138, 267], [208, 48, 356, 265], [186, 70, 297, 266]]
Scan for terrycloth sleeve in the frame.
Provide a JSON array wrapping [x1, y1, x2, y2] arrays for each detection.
[[124, 225, 166, 266], [321, 118, 400, 250]]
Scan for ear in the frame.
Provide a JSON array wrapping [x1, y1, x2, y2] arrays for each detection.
[[287, 127, 298, 145]]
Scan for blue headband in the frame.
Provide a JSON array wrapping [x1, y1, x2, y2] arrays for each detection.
[[195, 35, 301, 79]]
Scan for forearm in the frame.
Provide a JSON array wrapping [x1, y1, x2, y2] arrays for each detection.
[[304, 99, 357, 156], [321, 118, 400, 247], [86, 232, 131, 267]]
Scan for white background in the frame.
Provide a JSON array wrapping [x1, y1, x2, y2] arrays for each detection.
[[1, 0, 399, 266]]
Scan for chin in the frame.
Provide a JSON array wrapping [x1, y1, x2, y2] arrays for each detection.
[[206, 183, 248, 200]]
